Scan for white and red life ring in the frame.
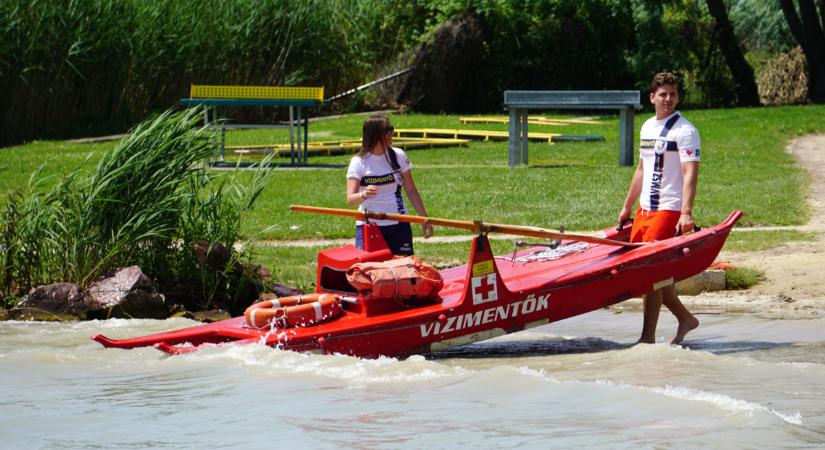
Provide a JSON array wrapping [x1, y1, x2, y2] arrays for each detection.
[[244, 293, 342, 329]]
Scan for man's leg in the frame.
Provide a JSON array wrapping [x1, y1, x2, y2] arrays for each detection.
[[661, 285, 699, 344], [638, 289, 664, 343]]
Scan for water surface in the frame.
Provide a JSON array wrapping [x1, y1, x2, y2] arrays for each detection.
[[1, 309, 823, 449]]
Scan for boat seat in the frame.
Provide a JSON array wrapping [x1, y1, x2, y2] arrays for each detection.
[[317, 246, 394, 296]]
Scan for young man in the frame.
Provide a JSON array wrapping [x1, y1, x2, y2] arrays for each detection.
[[618, 72, 701, 345]]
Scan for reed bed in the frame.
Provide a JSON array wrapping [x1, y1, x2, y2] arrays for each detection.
[[0, 0, 434, 146]]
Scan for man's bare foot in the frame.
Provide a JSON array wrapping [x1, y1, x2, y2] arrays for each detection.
[[636, 337, 656, 344], [671, 316, 700, 345]]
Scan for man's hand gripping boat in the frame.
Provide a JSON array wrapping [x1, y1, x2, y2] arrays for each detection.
[[92, 208, 743, 358]]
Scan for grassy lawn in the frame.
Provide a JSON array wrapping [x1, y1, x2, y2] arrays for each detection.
[[3, 105, 824, 286], [229, 105, 824, 239], [723, 229, 819, 253]]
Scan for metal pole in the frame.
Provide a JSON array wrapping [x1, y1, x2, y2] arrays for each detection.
[[520, 109, 529, 166], [289, 106, 295, 165], [303, 109, 309, 164], [295, 106, 303, 166], [203, 105, 218, 161], [619, 107, 635, 167], [508, 108, 520, 167]]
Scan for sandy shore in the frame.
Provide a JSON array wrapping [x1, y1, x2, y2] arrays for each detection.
[[614, 134, 825, 318]]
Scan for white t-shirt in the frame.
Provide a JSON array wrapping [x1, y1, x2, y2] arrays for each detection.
[[638, 112, 701, 212], [347, 147, 412, 225]]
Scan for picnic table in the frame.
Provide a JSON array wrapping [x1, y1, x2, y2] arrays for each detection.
[[503, 90, 641, 167], [180, 85, 324, 164]]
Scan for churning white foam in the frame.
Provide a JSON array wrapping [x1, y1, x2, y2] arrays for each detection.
[[652, 385, 803, 425]]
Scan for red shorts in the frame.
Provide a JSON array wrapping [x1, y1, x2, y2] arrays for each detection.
[[629, 208, 681, 243]]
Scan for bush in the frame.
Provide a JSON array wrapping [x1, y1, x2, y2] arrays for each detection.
[[756, 47, 808, 105], [0, 108, 270, 311]]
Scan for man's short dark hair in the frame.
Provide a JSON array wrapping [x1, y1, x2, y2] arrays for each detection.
[[650, 72, 679, 94]]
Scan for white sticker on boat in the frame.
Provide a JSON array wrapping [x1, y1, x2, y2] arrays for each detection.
[[653, 277, 674, 290], [515, 242, 592, 263], [471, 273, 498, 305]]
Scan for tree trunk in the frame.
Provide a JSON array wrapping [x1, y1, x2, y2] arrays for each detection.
[[780, 0, 825, 102], [705, 0, 760, 106]]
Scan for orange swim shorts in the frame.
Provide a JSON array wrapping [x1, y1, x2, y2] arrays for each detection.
[[629, 208, 681, 243]]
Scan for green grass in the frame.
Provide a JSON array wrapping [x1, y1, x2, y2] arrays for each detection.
[[725, 267, 764, 290], [724, 230, 819, 253], [224, 105, 825, 240], [3, 105, 824, 291], [0, 141, 113, 195]]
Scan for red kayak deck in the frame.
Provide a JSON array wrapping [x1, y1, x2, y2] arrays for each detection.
[[92, 211, 742, 358]]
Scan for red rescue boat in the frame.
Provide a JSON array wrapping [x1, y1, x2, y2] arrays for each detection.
[[92, 207, 742, 358]]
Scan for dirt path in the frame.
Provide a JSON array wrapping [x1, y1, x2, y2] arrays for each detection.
[[716, 135, 825, 299]]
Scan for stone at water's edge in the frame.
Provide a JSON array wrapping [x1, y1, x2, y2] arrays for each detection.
[[193, 309, 231, 323], [9, 267, 168, 322], [86, 266, 167, 319], [192, 240, 244, 275], [12, 282, 87, 320], [268, 282, 305, 298]]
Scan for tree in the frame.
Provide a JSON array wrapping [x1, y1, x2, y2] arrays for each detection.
[[705, 0, 760, 106], [779, 0, 825, 102]]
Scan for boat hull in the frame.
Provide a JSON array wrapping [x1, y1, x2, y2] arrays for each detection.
[[92, 211, 742, 358]]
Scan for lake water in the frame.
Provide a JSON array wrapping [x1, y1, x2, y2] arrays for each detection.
[[2, 308, 823, 449]]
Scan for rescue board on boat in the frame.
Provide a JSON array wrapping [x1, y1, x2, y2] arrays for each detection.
[[91, 210, 743, 358]]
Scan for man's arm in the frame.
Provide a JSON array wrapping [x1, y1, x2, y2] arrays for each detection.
[[678, 161, 699, 233], [618, 160, 644, 225]]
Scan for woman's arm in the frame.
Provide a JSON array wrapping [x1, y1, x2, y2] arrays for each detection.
[[347, 178, 377, 206], [400, 170, 433, 238]]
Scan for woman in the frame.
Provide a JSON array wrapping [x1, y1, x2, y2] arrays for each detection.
[[346, 115, 433, 255]]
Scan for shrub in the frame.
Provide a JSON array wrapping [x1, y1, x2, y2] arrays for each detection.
[[0, 108, 270, 311], [756, 47, 808, 105]]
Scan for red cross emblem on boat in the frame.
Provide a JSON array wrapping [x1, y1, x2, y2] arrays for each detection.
[[471, 273, 498, 305]]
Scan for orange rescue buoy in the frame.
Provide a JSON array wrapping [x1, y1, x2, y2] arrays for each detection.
[[244, 293, 342, 329]]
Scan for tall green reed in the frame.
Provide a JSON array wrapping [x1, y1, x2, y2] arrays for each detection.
[[0, 0, 422, 147], [0, 108, 270, 310]]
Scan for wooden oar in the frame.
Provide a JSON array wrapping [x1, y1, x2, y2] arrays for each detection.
[[289, 205, 645, 247]]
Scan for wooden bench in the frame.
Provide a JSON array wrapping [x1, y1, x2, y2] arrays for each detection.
[[503, 90, 641, 167], [180, 85, 324, 164], [395, 128, 558, 143]]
